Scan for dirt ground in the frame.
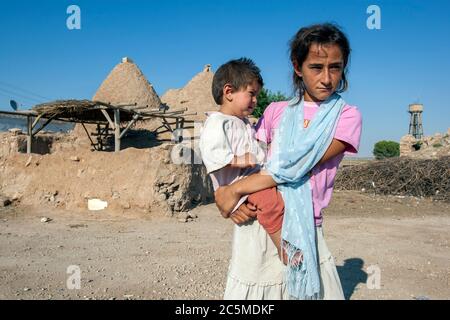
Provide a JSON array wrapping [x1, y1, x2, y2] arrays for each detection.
[[0, 190, 449, 300]]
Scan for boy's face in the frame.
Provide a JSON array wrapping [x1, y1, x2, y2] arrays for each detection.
[[294, 43, 344, 102], [226, 80, 261, 118]]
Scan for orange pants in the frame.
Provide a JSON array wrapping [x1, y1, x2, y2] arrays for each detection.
[[247, 187, 284, 234]]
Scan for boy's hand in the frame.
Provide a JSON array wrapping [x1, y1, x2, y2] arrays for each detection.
[[230, 202, 257, 225], [229, 152, 257, 169]]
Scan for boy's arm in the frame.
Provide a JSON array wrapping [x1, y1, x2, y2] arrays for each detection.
[[214, 139, 347, 216]]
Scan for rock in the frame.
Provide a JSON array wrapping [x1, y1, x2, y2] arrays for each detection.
[[183, 212, 195, 220], [177, 212, 195, 223], [9, 128, 23, 135], [23, 288, 31, 292], [111, 191, 120, 200], [12, 192, 21, 201], [25, 156, 32, 167], [40, 217, 52, 223], [161, 144, 171, 151], [159, 187, 168, 194], [0, 196, 12, 207], [70, 156, 80, 162], [120, 201, 131, 209], [157, 193, 167, 202]]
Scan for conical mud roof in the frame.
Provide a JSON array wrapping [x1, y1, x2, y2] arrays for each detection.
[[93, 57, 161, 112], [161, 64, 218, 121]]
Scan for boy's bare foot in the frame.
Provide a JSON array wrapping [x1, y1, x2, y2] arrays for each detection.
[[269, 231, 303, 267], [281, 248, 303, 267]]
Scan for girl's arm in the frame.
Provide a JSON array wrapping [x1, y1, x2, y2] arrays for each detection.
[[214, 138, 348, 216], [214, 170, 276, 217], [317, 138, 347, 165]]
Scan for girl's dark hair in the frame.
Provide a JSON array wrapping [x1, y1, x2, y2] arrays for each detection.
[[289, 23, 351, 97], [212, 57, 264, 105]]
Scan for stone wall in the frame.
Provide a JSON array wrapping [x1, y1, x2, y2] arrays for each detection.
[[400, 128, 450, 159], [0, 131, 214, 215]]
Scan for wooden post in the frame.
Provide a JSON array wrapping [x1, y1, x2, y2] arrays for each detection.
[[114, 109, 120, 152], [27, 115, 32, 154]]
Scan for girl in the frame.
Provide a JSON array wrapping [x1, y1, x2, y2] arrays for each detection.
[[215, 23, 362, 300]]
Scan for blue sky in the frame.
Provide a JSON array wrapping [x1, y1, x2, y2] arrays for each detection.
[[0, 0, 449, 157]]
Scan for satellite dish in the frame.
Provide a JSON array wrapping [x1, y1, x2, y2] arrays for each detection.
[[10, 100, 18, 111]]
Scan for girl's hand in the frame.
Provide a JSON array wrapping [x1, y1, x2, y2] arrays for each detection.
[[230, 202, 257, 225], [214, 185, 241, 218]]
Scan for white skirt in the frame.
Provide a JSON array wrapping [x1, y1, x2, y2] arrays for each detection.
[[223, 220, 344, 300]]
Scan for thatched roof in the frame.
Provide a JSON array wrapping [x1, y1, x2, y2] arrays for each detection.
[[161, 64, 219, 121], [32, 99, 135, 122], [93, 57, 162, 113]]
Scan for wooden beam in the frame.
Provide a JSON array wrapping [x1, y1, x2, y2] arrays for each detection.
[[81, 123, 98, 150], [31, 114, 44, 129], [119, 114, 139, 139], [32, 114, 57, 135], [100, 109, 115, 129], [27, 115, 32, 154], [114, 109, 120, 152]]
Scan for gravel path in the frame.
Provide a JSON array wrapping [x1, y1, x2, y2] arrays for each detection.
[[1, 192, 449, 300]]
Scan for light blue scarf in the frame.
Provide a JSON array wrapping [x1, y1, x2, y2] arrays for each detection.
[[266, 93, 345, 299]]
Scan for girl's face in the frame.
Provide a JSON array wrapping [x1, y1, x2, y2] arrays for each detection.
[[294, 43, 344, 102]]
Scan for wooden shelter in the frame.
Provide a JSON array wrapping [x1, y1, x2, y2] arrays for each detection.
[[0, 99, 193, 153], [0, 57, 198, 153]]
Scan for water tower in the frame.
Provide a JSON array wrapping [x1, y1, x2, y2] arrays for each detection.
[[408, 104, 424, 139]]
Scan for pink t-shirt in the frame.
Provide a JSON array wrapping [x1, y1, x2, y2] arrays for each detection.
[[255, 101, 362, 226]]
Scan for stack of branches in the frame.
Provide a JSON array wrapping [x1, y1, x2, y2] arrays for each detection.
[[335, 156, 450, 202], [32, 99, 135, 122]]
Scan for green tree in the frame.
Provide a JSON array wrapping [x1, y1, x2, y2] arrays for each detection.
[[252, 88, 288, 118], [373, 140, 400, 159]]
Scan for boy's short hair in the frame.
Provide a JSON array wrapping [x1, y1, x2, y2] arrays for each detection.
[[212, 57, 264, 105]]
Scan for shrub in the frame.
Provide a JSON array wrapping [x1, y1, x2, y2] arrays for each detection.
[[373, 140, 400, 159], [252, 88, 288, 118]]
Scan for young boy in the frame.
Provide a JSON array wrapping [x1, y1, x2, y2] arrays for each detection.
[[199, 58, 287, 264]]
